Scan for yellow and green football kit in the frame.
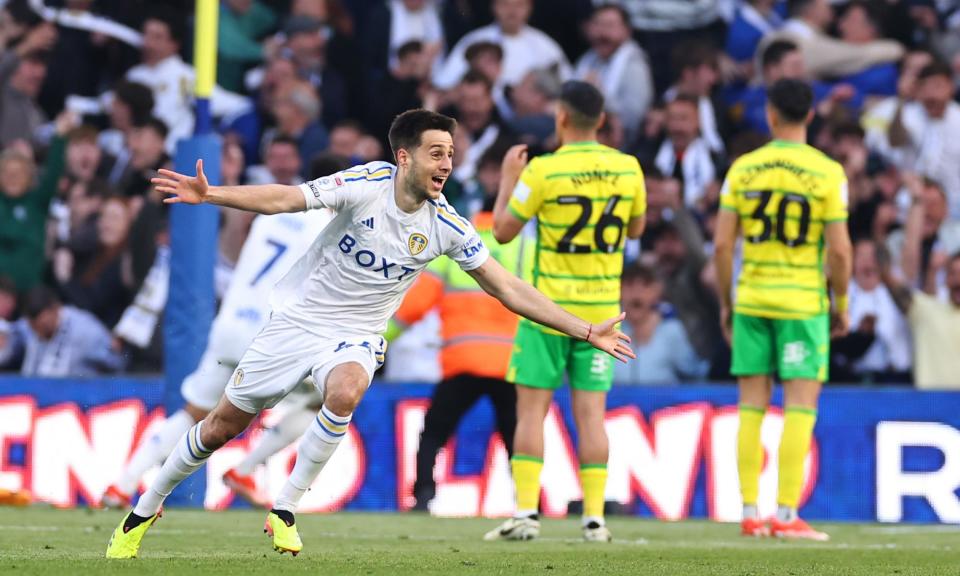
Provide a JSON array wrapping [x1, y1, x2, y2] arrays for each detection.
[[720, 139, 848, 382], [505, 141, 646, 392]]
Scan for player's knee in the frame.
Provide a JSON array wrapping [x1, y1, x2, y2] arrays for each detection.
[[202, 413, 244, 449], [324, 375, 367, 415]]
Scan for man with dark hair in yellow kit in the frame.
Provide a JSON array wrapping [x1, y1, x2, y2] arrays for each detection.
[[486, 80, 646, 542], [714, 77, 852, 541]]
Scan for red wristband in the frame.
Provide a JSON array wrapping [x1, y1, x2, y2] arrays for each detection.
[[586, 323, 593, 343]]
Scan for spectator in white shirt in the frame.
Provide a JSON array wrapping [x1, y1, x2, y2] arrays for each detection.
[[432, 0, 570, 90], [861, 49, 934, 167], [839, 239, 912, 381], [887, 62, 960, 218], [574, 3, 653, 148], [125, 9, 250, 151]]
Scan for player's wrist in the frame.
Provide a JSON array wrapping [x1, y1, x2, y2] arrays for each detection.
[[833, 294, 849, 313], [584, 323, 593, 344]]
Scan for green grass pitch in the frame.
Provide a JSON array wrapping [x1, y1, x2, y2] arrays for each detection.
[[1, 508, 958, 575]]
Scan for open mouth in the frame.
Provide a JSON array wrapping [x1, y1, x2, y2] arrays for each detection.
[[431, 175, 446, 191]]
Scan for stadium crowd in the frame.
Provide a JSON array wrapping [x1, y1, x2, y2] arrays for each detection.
[[0, 0, 958, 388]]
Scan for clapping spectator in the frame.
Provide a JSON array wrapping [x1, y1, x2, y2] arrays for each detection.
[[886, 62, 960, 218], [832, 239, 912, 383]]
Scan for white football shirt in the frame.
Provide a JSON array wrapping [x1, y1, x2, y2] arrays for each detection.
[[273, 162, 490, 338], [212, 208, 333, 355]]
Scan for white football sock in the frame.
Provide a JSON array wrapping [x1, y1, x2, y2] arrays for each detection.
[[133, 420, 213, 517], [234, 406, 316, 476], [742, 504, 759, 520], [776, 505, 798, 523], [116, 409, 196, 495], [273, 406, 351, 513]]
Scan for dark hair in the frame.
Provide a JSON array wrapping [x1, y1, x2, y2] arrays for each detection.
[[332, 118, 365, 134], [309, 152, 352, 180], [673, 41, 717, 78], [387, 109, 457, 158], [397, 40, 424, 61], [465, 41, 504, 63], [145, 6, 183, 45], [788, 0, 816, 17], [830, 120, 865, 141], [268, 134, 299, 150], [113, 81, 155, 126], [843, 1, 881, 33], [138, 116, 169, 139], [559, 80, 605, 130], [762, 39, 800, 70], [460, 69, 493, 92], [592, 3, 631, 28], [918, 60, 953, 82], [622, 262, 659, 285], [22, 285, 59, 319], [669, 92, 700, 110], [767, 78, 813, 123]]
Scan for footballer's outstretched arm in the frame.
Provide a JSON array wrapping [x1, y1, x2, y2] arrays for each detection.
[[154, 159, 306, 215], [466, 257, 635, 362]]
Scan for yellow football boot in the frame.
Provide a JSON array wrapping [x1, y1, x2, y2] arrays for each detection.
[[264, 511, 303, 556], [105, 510, 161, 559]]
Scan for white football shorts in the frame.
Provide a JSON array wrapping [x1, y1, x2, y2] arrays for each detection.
[[225, 314, 386, 414]]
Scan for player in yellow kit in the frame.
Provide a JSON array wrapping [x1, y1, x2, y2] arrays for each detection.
[[485, 80, 646, 542], [714, 78, 852, 541]]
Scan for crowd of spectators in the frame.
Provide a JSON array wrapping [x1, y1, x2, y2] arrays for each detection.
[[0, 0, 958, 388]]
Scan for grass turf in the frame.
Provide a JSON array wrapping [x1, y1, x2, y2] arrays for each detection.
[[1, 508, 958, 575]]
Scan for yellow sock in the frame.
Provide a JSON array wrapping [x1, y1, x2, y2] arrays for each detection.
[[511, 455, 543, 514], [778, 407, 817, 508], [579, 465, 607, 520], [737, 405, 765, 507]]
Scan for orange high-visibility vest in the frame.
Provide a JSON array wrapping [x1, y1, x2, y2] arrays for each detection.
[[394, 212, 531, 380]]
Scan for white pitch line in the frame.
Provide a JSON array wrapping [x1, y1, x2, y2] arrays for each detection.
[[861, 525, 960, 535]]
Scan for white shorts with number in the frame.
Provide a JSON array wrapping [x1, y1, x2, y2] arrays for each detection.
[[225, 315, 386, 414]]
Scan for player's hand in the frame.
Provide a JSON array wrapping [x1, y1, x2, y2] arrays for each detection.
[[501, 144, 528, 183], [587, 312, 635, 363], [154, 159, 210, 205], [720, 305, 733, 346], [830, 309, 850, 339]]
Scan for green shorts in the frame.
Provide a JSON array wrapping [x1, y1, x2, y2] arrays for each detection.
[[506, 321, 614, 392], [731, 312, 829, 382]]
